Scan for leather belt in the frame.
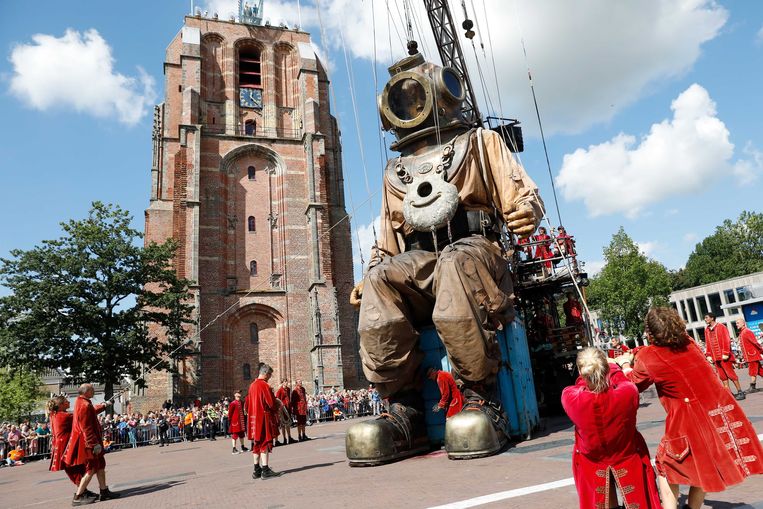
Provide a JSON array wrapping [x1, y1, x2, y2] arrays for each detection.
[[404, 208, 496, 252]]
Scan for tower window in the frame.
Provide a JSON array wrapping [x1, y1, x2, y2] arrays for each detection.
[[250, 323, 259, 344], [247, 165, 256, 180], [248, 216, 256, 232], [244, 119, 256, 136], [249, 260, 258, 276], [243, 363, 251, 380], [239, 47, 262, 88]]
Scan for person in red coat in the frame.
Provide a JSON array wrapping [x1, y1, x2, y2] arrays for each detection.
[[619, 308, 763, 509], [737, 317, 763, 393], [63, 384, 120, 505], [426, 368, 464, 418], [245, 363, 283, 479], [47, 396, 89, 491], [563, 293, 584, 326], [607, 335, 631, 359], [532, 226, 554, 272], [703, 313, 745, 400], [290, 380, 310, 441], [274, 380, 295, 445], [228, 391, 248, 454], [562, 348, 661, 509]]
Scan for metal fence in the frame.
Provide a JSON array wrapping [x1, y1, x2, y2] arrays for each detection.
[[3, 402, 380, 464]]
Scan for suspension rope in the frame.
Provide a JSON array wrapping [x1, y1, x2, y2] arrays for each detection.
[[372, 0, 390, 166]]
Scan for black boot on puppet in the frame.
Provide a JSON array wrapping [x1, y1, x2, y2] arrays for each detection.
[[445, 383, 509, 460], [345, 390, 430, 466]]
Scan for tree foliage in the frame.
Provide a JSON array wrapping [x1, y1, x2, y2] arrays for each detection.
[[587, 228, 672, 338], [0, 369, 44, 423], [0, 202, 195, 401], [674, 211, 763, 289]]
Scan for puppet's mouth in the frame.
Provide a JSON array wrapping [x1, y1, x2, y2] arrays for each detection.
[[411, 192, 441, 207]]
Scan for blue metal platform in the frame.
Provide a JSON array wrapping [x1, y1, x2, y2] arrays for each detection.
[[420, 320, 539, 444]]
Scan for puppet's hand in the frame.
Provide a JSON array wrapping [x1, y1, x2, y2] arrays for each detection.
[[507, 206, 537, 238], [350, 280, 364, 308]]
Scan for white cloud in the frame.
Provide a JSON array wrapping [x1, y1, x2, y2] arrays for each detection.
[[732, 142, 763, 184], [8, 29, 156, 126], [203, 1, 727, 134], [757, 25, 763, 45], [665, 208, 679, 216], [556, 84, 758, 218], [636, 241, 659, 257], [683, 233, 698, 243], [585, 260, 606, 276], [352, 215, 380, 278]]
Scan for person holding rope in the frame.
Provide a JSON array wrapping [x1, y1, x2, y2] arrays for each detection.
[[736, 317, 763, 394], [63, 384, 121, 505], [48, 395, 98, 501], [703, 313, 745, 400], [228, 391, 248, 454], [245, 363, 283, 479]]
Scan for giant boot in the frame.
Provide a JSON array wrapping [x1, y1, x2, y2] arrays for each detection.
[[444, 384, 509, 459], [346, 391, 430, 466]]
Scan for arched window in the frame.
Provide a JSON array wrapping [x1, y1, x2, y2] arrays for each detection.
[[250, 323, 259, 344], [243, 363, 251, 380], [247, 165, 256, 180], [244, 120, 256, 136], [248, 216, 256, 232], [239, 47, 262, 88], [249, 260, 258, 276]]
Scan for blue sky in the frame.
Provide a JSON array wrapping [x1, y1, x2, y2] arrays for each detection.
[[1, 0, 762, 289]]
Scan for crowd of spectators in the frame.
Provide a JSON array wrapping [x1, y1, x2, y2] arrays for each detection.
[[0, 386, 382, 467]]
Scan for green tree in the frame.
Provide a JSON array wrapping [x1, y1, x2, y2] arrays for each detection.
[[675, 211, 763, 289], [0, 369, 44, 423], [587, 228, 672, 338], [0, 202, 195, 402]]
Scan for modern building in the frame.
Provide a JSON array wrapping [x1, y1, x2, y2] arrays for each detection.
[[669, 271, 763, 342], [139, 9, 359, 410]]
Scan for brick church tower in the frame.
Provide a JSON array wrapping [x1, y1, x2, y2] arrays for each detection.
[[141, 12, 360, 409]]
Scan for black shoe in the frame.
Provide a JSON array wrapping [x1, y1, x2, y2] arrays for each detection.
[[240, 445, 249, 452], [72, 493, 97, 506], [301, 435, 310, 441], [232, 447, 240, 455], [274, 440, 282, 447], [159, 444, 164, 447], [748, 385, 759, 393], [288, 438, 297, 444], [99, 488, 121, 501], [252, 465, 262, 479], [260, 466, 283, 479], [211, 437, 217, 441], [735, 391, 746, 401]]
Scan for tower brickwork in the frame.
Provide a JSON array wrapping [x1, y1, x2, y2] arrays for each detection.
[[140, 15, 360, 411]]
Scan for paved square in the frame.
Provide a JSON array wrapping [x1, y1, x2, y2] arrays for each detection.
[[3, 391, 763, 509]]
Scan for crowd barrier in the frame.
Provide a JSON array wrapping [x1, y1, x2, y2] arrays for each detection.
[[2, 400, 381, 464]]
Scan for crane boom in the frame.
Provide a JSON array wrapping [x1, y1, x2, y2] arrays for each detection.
[[423, 0, 481, 126]]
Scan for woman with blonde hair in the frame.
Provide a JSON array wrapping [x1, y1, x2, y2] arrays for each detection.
[[619, 307, 763, 509], [562, 347, 662, 509]]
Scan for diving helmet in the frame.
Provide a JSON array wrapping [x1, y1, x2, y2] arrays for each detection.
[[379, 52, 468, 143]]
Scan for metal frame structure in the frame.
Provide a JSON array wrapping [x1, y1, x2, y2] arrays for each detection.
[[423, 0, 481, 126]]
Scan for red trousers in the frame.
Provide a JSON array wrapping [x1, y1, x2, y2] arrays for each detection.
[[64, 465, 85, 486], [714, 360, 738, 381], [749, 360, 763, 377]]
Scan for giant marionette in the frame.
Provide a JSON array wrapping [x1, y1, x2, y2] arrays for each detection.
[[346, 50, 544, 465]]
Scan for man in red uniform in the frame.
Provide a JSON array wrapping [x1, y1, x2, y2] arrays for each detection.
[[274, 380, 295, 445], [228, 391, 248, 454], [737, 317, 763, 393], [704, 313, 745, 400], [63, 384, 120, 505], [290, 379, 310, 441], [563, 293, 584, 326], [532, 226, 554, 272], [426, 368, 463, 418], [607, 335, 630, 359], [245, 363, 283, 479]]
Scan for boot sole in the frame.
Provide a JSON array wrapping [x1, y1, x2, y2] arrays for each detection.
[[348, 443, 431, 467], [446, 436, 508, 460]]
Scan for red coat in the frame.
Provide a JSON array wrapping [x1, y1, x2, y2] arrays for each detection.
[[275, 386, 291, 409], [63, 396, 105, 467], [607, 342, 630, 359], [435, 371, 464, 418], [227, 399, 246, 434], [245, 378, 277, 443], [49, 411, 74, 472], [556, 232, 575, 255], [739, 327, 763, 362], [626, 344, 763, 491], [704, 322, 735, 362], [563, 299, 583, 324], [532, 233, 554, 268], [562, 366, 662, 509], [290, 385, 308, 416]]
